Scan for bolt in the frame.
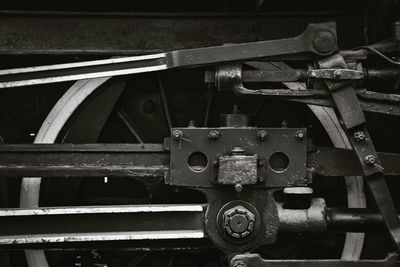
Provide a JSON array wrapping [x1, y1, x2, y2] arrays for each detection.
[[354, 131, 365, 142], [223, 205, 255, 239], [208, 130, 221, 140], [234, 184, 243, 193], [257, 159, 264, 167], [232, 260, 247, 267], [294, 130, 305, 141], [365, 155, 376, 165], [313, 30, 336, 54], [257, 130, 268, 141], [172, 130, 183, 140]]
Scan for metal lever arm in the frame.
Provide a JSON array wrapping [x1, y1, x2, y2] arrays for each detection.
[[317, 54, 400, 251], [0, 22, 337, 88], [166, 22, 337, 67]]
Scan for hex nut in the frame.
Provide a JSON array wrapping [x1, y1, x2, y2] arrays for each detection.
[[365, 155, 376, 165], [172, 130, 183, 140], [294, 130, 305, 141], [208, 130, 221, 140], [222, 205, 255, 239], [257, 130, 268, 141], [353, 131, 366, 142], [234, 184, 243, 193]]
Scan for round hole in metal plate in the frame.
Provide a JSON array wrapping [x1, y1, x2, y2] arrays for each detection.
[[269, 152, 289, 173], [188, 151, 208, 172]]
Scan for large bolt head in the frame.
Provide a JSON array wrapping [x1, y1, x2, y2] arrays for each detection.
[[313, 30, 336, 54], [223, 205, 255, 238]]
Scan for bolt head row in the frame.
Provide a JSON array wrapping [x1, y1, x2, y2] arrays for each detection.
[[172, 129, 305, 142]]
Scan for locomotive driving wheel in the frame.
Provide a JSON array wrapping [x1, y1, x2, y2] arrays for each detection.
[[19, 62, 368, 266]]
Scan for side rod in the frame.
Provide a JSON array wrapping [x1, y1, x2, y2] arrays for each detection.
[[0, 22, 337, 88], [0, 203, 398, 250], [0, 204, 206, 249], [0, 144, 399, 178]]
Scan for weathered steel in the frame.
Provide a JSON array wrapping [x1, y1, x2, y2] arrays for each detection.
[[307, 147, 400, 176], [0, 143, 168, 178], [214, 64, 400, 116], [217, 148, 258, 185], [277, 198, 327, 233], [206, 68, 376, 83], [0, 143, 399, 179], [0, 204, 206, 249]]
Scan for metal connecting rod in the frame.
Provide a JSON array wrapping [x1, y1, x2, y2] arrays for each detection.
[[0, 202, 399, 250], [0, 144, 399, 178], [0, 22, 337, 88], [0, 204, 206, 249]]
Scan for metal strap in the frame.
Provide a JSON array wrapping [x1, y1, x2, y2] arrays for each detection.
[[318, 54, 400, 250]]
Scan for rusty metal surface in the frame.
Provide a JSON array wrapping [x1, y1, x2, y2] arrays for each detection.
[[218, 153, 258, 185]]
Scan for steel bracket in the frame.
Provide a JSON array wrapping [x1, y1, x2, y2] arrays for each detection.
[[169, 127, 307, 188]]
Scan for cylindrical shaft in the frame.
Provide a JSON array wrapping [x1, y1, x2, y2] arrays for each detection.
[[327, 208, 391, 232]]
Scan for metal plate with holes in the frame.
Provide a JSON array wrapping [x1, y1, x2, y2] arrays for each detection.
[[169, 128, 307, 188]]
